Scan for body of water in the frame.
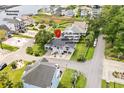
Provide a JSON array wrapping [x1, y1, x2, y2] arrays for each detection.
[[0, 5, 49, 25]]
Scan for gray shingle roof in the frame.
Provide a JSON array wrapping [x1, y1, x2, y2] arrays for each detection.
[[0, 25, 10, 32], [47, 38, 75, 49], [22, 62, 56, 88]]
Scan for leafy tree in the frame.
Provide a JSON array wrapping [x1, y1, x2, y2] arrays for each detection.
[[35, 30, 54, 46], [67, 5, 76, 10]]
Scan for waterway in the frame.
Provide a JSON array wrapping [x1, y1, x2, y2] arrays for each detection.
[[0, 5, 49, 24]]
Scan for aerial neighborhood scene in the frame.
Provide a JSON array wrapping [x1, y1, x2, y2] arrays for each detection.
[[0, 5, 124, 88]]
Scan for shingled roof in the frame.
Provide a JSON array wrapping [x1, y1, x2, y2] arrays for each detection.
[[22, 62, 56, 88]]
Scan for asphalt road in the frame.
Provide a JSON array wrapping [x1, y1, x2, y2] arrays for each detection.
[[0, 35, 105, 88]]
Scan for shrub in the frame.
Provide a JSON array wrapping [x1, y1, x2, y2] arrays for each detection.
[[26, 47, 33, 55], [39, 24, 46, 29], [33, 51, 40, 56], [11, 62, 17, 69], [77, 55, 86, 62], [28, 24, 34, 27], [33, 27, 38, 30]]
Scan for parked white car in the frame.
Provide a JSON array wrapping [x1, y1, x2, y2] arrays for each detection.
[[93, 38, 98, 47]]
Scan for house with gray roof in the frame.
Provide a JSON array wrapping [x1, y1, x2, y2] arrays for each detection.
[[45, 37, 75, 55], [22, 59, 61, 88], [63, 21, 88, 42], [4, 17, 26, 33], [45, 21, 88, 55]]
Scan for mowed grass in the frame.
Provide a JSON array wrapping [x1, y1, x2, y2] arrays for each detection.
[[85, 47, 94, 60], [58, 69, 86, 88], [1, 43, 19, 51], [76, 74, 87, 88], [101, 80, 124, 88], [13, 34, 33, 39], [0, 61, 30, 87], [71, 37, 94, 61], [71, 38, 86, 61]]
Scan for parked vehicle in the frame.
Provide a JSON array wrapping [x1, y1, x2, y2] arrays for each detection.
[[93, 38, 98, 47], [0, 63, 7, 71]]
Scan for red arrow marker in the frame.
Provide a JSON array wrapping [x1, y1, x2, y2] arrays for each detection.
[[54, 29, 61, 38]]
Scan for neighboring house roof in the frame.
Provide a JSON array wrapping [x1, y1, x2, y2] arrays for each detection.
[[3, 18, 22, 24], [64, 21, 88, 34], [0, 24, 10, 32], [65, 10, 74, 16], [22, 61, 56, 88]]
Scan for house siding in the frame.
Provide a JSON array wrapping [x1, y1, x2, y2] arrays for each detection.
[[51, 69, 61, 88], [24, 83, 41, 88]]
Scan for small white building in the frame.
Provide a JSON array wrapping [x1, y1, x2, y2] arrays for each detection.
[[22, 58, 61, 88]]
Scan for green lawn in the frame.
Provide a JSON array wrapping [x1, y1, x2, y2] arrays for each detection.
[[101, 80, 124, 88], [71, 38, 86, 61], [1, 43, 19, 51], [0, 61, 31, 88], [58, 69, 86, 88], [85, 47, 95, 60], [75, 74, 87, 88], [13, 34, 33, 38], [71, 37, 94, 62]]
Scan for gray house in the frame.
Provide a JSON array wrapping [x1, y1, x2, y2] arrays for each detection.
[[45, 38, 75, 55], [22, 59, 61, 88], [5, 17, 26, 33]]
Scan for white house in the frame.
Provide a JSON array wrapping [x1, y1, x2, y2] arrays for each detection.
[[90, 5, 101, 18], [22, 58, 61, 88], [63, 21, 88, 42], [45, 21, 88, 55], [79, 6, 92, 17], [64, 9, 75, 17]]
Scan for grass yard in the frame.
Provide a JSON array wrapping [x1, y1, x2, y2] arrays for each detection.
[[0, 61, 31, 88], [71, 38, 86, 61], [13, 34, 33, 39], [85, 47, 94, 60], [101, 80, 124, 88], [58, 69, 86, 88], [1, 43, 19, 51], [71, 37, 94, 62]]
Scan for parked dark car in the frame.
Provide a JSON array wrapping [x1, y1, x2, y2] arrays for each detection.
[[0, 63, 7, 71]]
